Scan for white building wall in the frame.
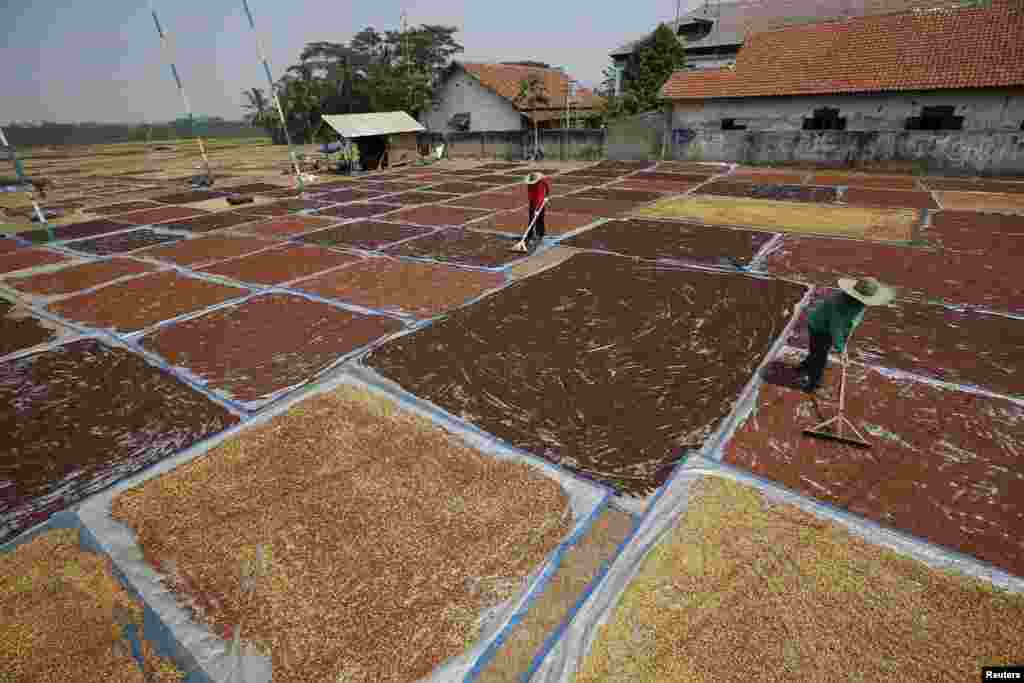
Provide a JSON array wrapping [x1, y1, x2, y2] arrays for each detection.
[[671, 88, 1024, 132], [421, 69, 525, 133]]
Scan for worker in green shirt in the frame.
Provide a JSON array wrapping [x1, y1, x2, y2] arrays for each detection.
[[796, 276, 893, 393]]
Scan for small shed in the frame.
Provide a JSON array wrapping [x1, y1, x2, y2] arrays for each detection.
[[319, 112, 426, 169]]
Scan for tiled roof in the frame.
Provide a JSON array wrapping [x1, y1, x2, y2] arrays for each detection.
[[456, 62, 605, 115], [660, 0, 1024, 99], [610, 0, 969, 54]]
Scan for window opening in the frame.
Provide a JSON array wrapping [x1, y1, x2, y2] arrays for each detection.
[[803, 107, 846, 131]]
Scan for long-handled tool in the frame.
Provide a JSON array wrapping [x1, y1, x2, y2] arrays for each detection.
[[511, 197, 550, 252], [802, 339, 872, 449]]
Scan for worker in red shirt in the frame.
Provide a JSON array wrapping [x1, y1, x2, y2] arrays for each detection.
[[524, 171, 550, 249]]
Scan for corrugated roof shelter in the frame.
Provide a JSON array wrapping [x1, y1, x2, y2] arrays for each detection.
[[320, 112, 425, 139]]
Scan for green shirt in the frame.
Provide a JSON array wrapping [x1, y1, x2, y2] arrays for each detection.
[[807, 291, 866, 353]]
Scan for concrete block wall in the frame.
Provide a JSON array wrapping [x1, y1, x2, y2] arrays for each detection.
[[670, 88, 1024, 133], [665, 129, 1024, 176], [421, 69, 524, 133]]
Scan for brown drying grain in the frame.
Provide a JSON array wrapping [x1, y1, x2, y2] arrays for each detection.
[[578, 476, 1024, 683], [112, 385, 572, 683], [0, 527, 183, 682]]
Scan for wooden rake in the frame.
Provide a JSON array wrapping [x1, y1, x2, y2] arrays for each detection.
[[802, 336, 872, 449]]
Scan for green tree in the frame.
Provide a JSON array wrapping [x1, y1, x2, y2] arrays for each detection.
[[244, 24, 463, 143], [600, 23, 685, 121], [634, 23, 686, 111], [241, 88, 270, 126], [514, 74, 550, 157]]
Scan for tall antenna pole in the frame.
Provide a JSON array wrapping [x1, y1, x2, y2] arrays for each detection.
[[240, 0, 305, 192], [148, 0, 214, 184], [401, 11, 410, 112], [0, 127, 52, 239]]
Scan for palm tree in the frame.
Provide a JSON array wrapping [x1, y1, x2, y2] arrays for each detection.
[[514, 74, 550, 160], [241, 88, 269, 126]]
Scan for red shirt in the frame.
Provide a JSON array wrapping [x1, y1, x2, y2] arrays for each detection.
[[527, 178, 550, 208]]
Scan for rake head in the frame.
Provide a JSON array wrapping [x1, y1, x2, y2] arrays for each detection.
[[802, 427, 872, 449]]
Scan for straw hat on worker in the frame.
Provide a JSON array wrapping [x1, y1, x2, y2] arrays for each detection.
[[838, 276, 893, 306], [525, 171, 545, 184], [795, 276, 893, 393]]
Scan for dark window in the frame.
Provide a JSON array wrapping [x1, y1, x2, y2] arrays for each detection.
[[721, 118, 747, 130], [449, 112, 471, 131], [803, 107, 846, 131], [905, 106, 963, 131], [677, 19, 713, 41], [1020, 120, 1024, 131]]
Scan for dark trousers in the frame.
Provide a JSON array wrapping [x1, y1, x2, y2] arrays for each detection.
[[527, 205, 546, 243], [798, 329, 832, 389]]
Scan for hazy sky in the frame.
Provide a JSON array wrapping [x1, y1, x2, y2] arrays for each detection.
[[2, 0, 698, 123]]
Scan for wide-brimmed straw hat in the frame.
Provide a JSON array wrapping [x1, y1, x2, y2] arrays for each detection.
[[838, 276, 894, 306], [525, 172, 545, 184]]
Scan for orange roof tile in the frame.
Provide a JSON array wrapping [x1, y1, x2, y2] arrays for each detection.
[[457, 62, 605, 115], [660, 0, 1024, 100]]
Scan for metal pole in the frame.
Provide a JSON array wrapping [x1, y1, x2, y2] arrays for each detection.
[[240, 0, 305, 192], [148, 0, 214, 184], [0, 127, 53, 239]]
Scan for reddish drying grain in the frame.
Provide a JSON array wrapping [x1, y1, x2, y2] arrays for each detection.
[[764, 235, 1023, 314], [809, 172, 920, 190], [141, 293, 403, 403], [0, 239, 21, 254], [376, 191, 458, 206], [842, 188, 938, 210], [546, 197, 636, 216], [632, 172, 713, 183], [110, 385, 571, 683], [482, 209, 597, 235], [421, 182, 494, 195], [136, 234, 276, 267], [233, 215, 337, 238], [724, 353, 1024, 577], [0, 248, 70, 275], [223, 182, 285, 194], [294, 257, 505, 317], [90, 200, 164, 215], [445, 192, 528, 211], [562, 218, 775, 265], [0, 339, 238, 543], [698, 182, 839, 204], [50, 270, 246, 333], [923, 177, 1024, 194], [5, 258, 156, 296], [199, 244, 360, 285], [311, 188, 385, 201], [468, 175, 523, 185], [159, 210, 262, 234], [367, 253, 806, 495], [389, 205, 494, 227], [65, 229, 183, 256], [0, 298, 63, 357], [570, 188, 669, 204], [19, 219, 134, 244], [925, 211, 1024, 254], [728, 171, 810, 185], [611, 179, 695, 194], [300, 221, 435, 251], [384, 228, 521, 267], [789, 287, 1024, 397], [151, 190, 227, 204], [118, 206, 210, 225], [314, 203, 404, 220]]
